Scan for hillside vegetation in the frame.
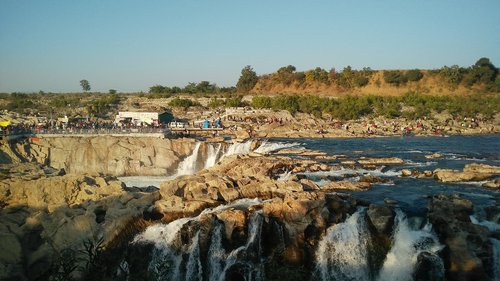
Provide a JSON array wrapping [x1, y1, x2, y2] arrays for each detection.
[[248, 57, 499, 96]]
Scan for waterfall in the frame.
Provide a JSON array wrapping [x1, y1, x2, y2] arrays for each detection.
[[133, 199, 264, 281], [276, 170, 293, 182], [220, 212, 264, 281], [377, 209, 443, 281], [314, 208, 371, 281], [221, 140, 253, 159], [470, 216, 500, 281], [133, 218, 191, 280], [185, 231, 202, 281], [208, 222, 225, 281], [177, 142, 201, 176], [205, 143, 223, 169], [492, 238, 500, 281], [253, 139, 302, 154]]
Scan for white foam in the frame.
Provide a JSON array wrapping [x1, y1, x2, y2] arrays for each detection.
[[253, 139, 302, 154], [470, 216, 500, 232], [377, 210, 444, 281]]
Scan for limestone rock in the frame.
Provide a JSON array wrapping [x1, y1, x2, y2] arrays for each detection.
[[428, 194, 492, 280], [7, 136, 198, 176], [401, 169, 412, 177], [322, 181, 371, 191], [358, 157, 404, 165], [425, 153, 443, 159], [367, 204, 395, 235], [433, 169, 493, 182], [463, 163, 500, 174], [482, 180, 500, 189]]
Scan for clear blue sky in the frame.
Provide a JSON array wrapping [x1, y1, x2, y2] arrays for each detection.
[[0, 0, 499, 93]]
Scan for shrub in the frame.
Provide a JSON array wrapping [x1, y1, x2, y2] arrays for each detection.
[[383, 70, 408, 86], [251, 96, 273, 109], [406, 69, 423, 82], [168, 98, 201, 108]]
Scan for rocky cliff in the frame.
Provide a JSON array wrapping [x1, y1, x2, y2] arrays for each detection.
[[2, 136, 198, 176]]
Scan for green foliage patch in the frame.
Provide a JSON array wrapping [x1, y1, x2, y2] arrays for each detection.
[[251, 92, 499, 120]]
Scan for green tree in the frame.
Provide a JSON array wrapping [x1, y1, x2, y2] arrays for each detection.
[[276, 65, 297, 86], [439, 65, 463, 85], [236, 65, 259, 93], [149, 85, 168, 94], [80, 80, 91, 92], [196, 81, 217, 93], [108, 89, 117, 94]]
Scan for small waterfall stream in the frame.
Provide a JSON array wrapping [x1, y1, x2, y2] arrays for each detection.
[[176, 141, 253, 177], [314, 208, 443, 281], [133, 199, 264, 281], [208, 222, 224, 280], [205, 143, 223, 169], [177, 142, 202, 176], [219, 212, 264, 281], [314, 208, 371, 281], [377, 209, 443, 281]]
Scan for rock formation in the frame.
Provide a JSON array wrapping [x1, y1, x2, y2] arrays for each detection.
[[0, 172, 158, 280], [428, 194, 496, 281], [2, 136, 198, 176]]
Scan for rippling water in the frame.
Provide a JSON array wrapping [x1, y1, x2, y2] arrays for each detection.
[[278, 135, 500, 215]]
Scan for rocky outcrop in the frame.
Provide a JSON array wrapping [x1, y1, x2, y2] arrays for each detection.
[[433, 163, 500, 183], [428, 194, 494, 281], [6, 136, 197, 176], [357, 157, 404, 165], [154, 155, 323, 220], [463, 163, 500, 174], [322, 180, 371, 191], [0, 173, 158, 280]]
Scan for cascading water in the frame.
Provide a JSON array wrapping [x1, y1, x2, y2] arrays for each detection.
[[377, 209, 443, 281], [470, 215, 500, 281], [185, 231, 203, 281], [253, 140, 302, 154], [177, 142, 202, 176], [205, 143, 223, 169], [222, 140, 253, 159], [133, 199, 264, 281], [208, 222, 225, 281], [133, 218, 191, 280], [314, 208, 444, 281], [219, 212, 264, 281], [176, 141, 251, 177], [314, 208, 371, 281]]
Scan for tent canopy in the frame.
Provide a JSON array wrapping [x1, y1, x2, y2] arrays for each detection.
[[0, 121, 11, 127]]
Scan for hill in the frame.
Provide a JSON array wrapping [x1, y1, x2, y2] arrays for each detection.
[[246, 58, 499, 96]]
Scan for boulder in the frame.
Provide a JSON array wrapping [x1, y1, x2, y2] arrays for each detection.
[[425, 153, 443, 159], [428, 194, 492, 281], [322, 181, 371, 191], [414, 251, 445, 281], [366, 204, 395, 235], [299, 178, 320, 191], [482, 180, 500, 189], [359, 175, 388, 184], [401, 169, 412, 177], [433, 169, 493, 182], [358, 157, 404, 165], [463, 163, 500, 174], [215, 209, 247, 241]]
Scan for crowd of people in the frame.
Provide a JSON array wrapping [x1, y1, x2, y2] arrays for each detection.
[[0, 119, 168, 136]]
